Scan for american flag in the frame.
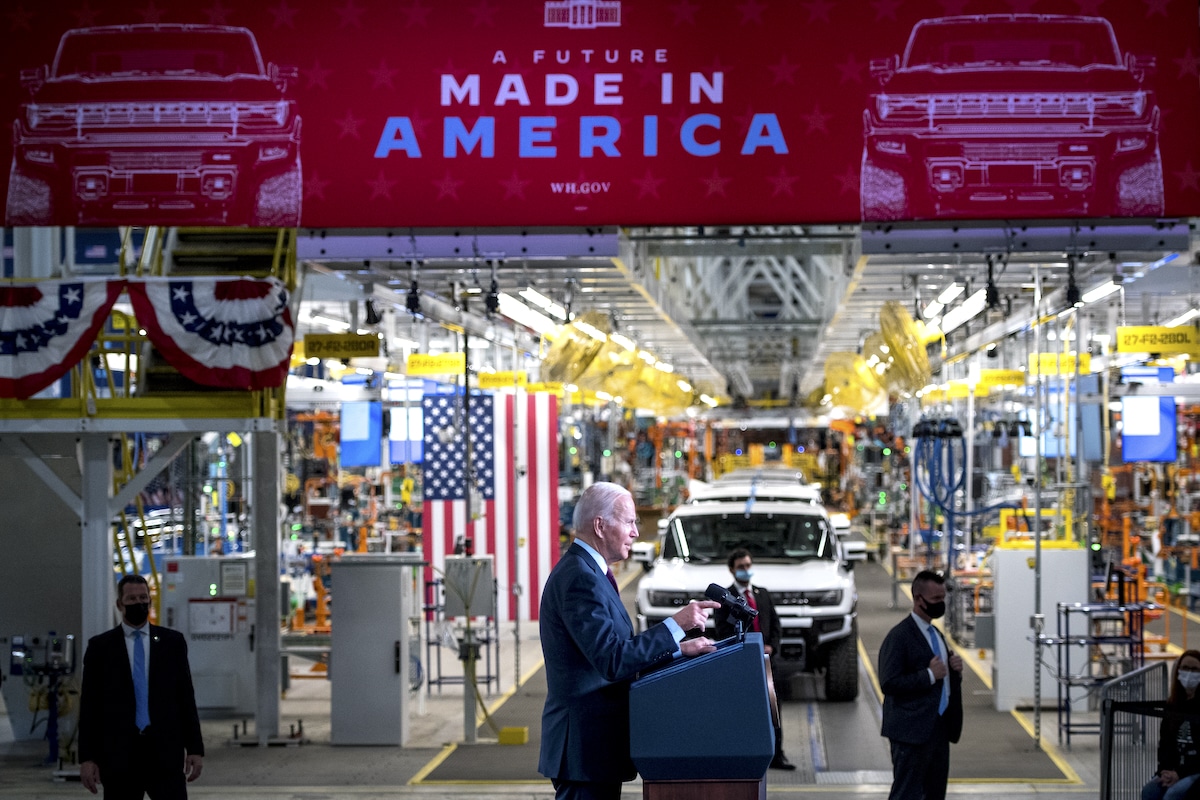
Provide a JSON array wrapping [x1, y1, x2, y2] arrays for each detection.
[[422, 389, 560, 622]]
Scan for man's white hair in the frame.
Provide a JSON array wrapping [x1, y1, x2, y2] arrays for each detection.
[[572, 482, 630, 535]]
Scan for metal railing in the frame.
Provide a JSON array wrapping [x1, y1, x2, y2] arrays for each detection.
[[1099, 661, 1170, 800]]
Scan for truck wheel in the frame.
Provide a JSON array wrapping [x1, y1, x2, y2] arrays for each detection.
[[823, 624, 859, 701]]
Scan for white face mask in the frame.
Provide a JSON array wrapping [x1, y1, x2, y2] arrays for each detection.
[[1179, 671, 1200, 691]]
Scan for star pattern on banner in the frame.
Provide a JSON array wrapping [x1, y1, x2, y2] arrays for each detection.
[[768, 55, 800, 86], [737, 0, 767, 25], [336, 110, 364, 139], [500, 172, 531, 200], [767, 169, 798, 198], [802, 0, 834, 23], [836, 165, 860, 195], [403, 0, 431, 27], [1174, 49, 1199, 79], [633, 171, 665, 199], [435, 173, 464, 200], [270, 0, 297, 29], [1144, 0, 1170, 17], [369, 171, 397, 201], [670, 0, 699, 26], [7, 5, 33, 31], [304, 172, 330, 201], [73, 1, 101, 27], [408, 112, 434, 139], [804, 105, 833, 135], [1175, 162, 1200, 193], [702, 169, 731, 197], [837, 54, 866, 84], [370, 59, 400, 90], [337, 0, 365, 28], [471, 0, 499, 27], [204, 0, 231, 25], [422, 394, 495, 502], [139, 1, 166, 23], [305, 60, 333, 91]]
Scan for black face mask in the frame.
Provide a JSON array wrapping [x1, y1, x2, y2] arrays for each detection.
[[922, 598, 946, 620], [124, 602, 150, 626]]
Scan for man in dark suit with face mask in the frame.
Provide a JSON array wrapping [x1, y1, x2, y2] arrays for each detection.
[[78, 574, 204, 798], [878, 570, 964, 800]]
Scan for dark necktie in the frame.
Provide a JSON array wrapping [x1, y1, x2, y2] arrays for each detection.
[[744, 590, 761, 632], [132, 630, 150, 731], [605, 569, 620, 595]]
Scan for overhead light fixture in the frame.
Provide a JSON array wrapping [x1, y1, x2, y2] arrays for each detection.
[[1065, 257, 1082, 308], [364, 297, 384, 326], [676, 379, 693, 393], [940, 289, 987, 334], [520, 286, 567, 319], [1081, 279, 1121, 305], [304, 313, 351, 332], [922, 299, 944, 320], [985, 256, 1001, 310], [1165, 308, 1200, 327], [937, 283, 965, 305], [699, 394, 718, 407], [609, 333, 636, 351], [406, 261, 422, 315], [497, 293, 558, 335]]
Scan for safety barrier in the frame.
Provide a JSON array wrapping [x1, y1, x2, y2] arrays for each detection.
[[1098, 661, 1170, 800]]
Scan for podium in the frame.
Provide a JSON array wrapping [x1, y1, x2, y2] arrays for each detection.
[[630, 632, 774, 799]]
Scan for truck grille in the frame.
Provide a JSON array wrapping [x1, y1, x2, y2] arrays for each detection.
[[961, 142, 1060, 161], [109, 151, 205, 170]]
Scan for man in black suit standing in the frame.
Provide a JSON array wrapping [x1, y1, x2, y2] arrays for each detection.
[[539, 482, 719, 800], [878, 570, 964, 800], [713, 548, 794, 771], [79, 574, 204, 798]]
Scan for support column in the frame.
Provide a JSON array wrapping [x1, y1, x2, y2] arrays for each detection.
[[252, 429, 282, 744], [80, 435, 114, 644]]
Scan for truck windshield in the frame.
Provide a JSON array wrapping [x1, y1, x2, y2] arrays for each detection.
[[53, 31, 264, 78], [904, 20, 1121, 69], [663, 513, 835, 563]]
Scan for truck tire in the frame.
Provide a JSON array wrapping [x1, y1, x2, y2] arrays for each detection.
[[823, 624, 859, 701]]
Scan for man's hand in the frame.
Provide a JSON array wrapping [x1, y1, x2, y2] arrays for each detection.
[[184, 754, 204, 782], [1160, 769, 1180, 787], [948, 652, 963, 673], [680, 637, 717, 658], [929, 656, 948, 680], [80, 761, 100, 794], [671, 600, 720, 632]]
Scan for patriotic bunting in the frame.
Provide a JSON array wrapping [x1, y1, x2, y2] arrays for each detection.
[[126, 277, 294, 391], [0, 278, 125, 399]]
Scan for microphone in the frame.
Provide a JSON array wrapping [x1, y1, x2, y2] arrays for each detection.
[[705, 583, 758, 624]]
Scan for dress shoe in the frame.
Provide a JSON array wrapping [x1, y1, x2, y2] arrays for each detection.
[[770, 754, 796, 771]]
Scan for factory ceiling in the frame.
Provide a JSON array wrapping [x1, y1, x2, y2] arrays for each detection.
[[298, 219, 1199, 407]]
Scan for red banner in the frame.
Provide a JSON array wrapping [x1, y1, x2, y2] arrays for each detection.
[[2, 1, 1198, 227]]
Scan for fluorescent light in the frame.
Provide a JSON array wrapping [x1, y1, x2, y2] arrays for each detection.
[[104, 353, 138, 372], [306, 313, 351, 332], [1165, 308, 1200, 327], [937, 283, 965, 304], [595, 391, 613, 401], [637, 350, 655, 364], [676, 379, 693, 393], [497, 293, 558, 336], [574, 320, 608, 342], [699, 394, 718, 407], [306, 356, 320, 366], [922, 300, 944, 319], [565, 383, 579, 392], [609, 333, 636, 351], [1081, 280, 1121, 304], [519, 287, 554, 309], [654, 361, 674, 373], [355, 367, 373, 375], [940, 289, 987, 334]]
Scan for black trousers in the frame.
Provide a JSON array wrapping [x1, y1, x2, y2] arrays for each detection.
[[101, 735, 188, 800], [552, 778, 623, 800], [887, 715, 951, 800]]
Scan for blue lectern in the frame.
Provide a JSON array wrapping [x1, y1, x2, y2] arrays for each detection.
[[630, 632, 774, 789]]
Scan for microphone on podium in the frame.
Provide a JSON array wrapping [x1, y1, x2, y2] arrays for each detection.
[[705, 583, 758, 624]]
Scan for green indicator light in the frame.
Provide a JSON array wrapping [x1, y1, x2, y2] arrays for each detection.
[[291, 523, 302, 531], [1091, 542, 1102, 551], [290, 534, 299, 541], [211, 526, 218, 535], [603, 449, 611, 457], [208, 583, 218, 597], [904, 446, 911, 454], [899, 483, 907, 490], [674, 450, 683, 458], [218, 461, 226, 468], [203, 484, 212, 493], [569, 447, 578, 455], [768, 442, 776, 448], [883, 448, 891, 456]]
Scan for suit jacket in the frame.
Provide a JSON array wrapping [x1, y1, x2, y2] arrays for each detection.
[[538, 542, 678, 784], [878, 615, 963, 745], [713, 583, 782, 657], [78, 624, 204, 773]]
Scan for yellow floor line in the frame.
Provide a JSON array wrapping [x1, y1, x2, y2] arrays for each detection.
[[859, 637, 884, 705]]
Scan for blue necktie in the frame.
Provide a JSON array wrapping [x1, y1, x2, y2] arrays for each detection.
[[132, 630, 150, 731], [928, 625, 949, 716]]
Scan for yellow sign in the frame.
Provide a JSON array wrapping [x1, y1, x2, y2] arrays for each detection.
[[304, 333, 380, 359], [526, 381, 565, 394], [1117, 326, 1200, 354], [478, 371, 528, 389], [406, 352, 466, 375], [947, 381, 969, 399], [1028, 352, 1091, 375], [978, 369, 1026, 388]]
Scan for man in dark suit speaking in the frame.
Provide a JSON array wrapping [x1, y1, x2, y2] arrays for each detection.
[[79, 574, 204, 798], [539, 482, 719, 800], [878, 570, 963, 800]]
